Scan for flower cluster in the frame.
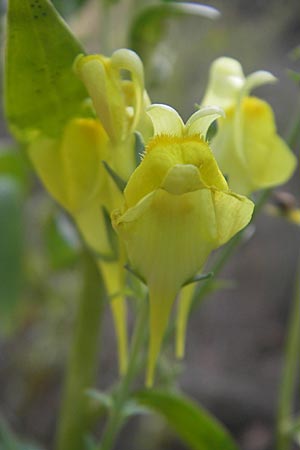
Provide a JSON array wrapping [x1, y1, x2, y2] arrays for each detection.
[[29, 50, 296, 385]]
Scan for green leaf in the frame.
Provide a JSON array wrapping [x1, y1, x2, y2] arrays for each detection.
[[102, 161, 127, 193], [183, 272, 214, 287], [0, 176, 23, 330], [134, 131, 145, 166], [85, 388, 113, 410], [5, 0, 87, 142], [206, 120, 218, 142], [135, 389, 239, 450], [129, 3, 219, 62]]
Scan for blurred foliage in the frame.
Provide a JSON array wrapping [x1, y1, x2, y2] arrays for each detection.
[[51, 0, 87, 18], [129, 2, 218, 64], [0, 416, 42, 450], [0, 176, 23, 331]]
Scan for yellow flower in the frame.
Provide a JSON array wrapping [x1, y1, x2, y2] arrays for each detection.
[[202, 57, 297, 195], [112, 104, 254, 386], [74, 49, 152, 156], [29, 49, 150, 374]]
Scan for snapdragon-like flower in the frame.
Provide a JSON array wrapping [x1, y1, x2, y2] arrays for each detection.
[[112, 104, 254, 386], [29, 49, 150, 374], [202, 57, 297, 195]]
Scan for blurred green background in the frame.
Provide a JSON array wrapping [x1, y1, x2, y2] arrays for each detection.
[[0, 1, 300, 450]]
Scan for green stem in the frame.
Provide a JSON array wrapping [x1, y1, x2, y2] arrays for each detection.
[[55, 250, 105, 450], [276, 259, 300, 450], [98, 298, 148, 450]]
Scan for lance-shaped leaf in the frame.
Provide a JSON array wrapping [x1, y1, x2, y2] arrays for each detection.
[[5, 0, 87, 142], [135, 390, 239, 450]]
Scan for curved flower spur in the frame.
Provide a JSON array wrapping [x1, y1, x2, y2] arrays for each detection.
[[112, 104, 254, 386]]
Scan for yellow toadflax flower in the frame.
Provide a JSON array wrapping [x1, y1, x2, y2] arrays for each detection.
[[112, 104, 254, 386], [201, 57, 297, 195], [29, 49, 150, 374]]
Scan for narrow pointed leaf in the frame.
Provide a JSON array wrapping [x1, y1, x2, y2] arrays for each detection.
[[183, 271, 214, 287], [135, 390, 239, 450], [134, 131, 145, 166], [102, 161, 127, 192], [5, 0, 87, 141]]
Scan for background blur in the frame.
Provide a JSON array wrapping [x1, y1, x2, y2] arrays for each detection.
[[0, 1, 300, 450]]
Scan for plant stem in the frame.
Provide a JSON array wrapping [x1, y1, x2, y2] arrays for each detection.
[[276, 258, 300, 450], [55, 250, 105, 450], [98, 298, 148, 450]]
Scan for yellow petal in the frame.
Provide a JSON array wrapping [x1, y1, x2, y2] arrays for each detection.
[[201, 57, 245, 110], [240, 71, 277, 99], [114, 188, 219, 384], [75, 49, 145, 143], [147, 104, 185, 136], [29, 118, 109, 214], [111, 49, 144, 135], [240, 97, 297, 190], [75, 54, 127, 142], [185, 105, 224, 138], [124, 135, 227, 208], [211, 189, 254, 245], [212, 98, 297, 195]]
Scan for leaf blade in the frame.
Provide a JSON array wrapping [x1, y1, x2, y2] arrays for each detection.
[[5, 0, 87, 141], [135, 389, 239, 450]]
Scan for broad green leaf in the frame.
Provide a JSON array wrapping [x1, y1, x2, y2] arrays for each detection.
[[135, 389, 239, 450], [129, 3, 219, 62], [5, 0, 87, 142], [0, 176, 23, 329]]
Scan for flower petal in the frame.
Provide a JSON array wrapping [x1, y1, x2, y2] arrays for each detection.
[[185, 105, 224, 139], [212, 189, 254, 245], [201, 57, 245, 110], [113, 187, 220, 384], [241, 70, 277, 98], [29, 118, 109, 214], [161, 164, 203, 194], [147, 104, 185, 136], [111, 49, 145, 136], [239, 98, 297, 190]]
